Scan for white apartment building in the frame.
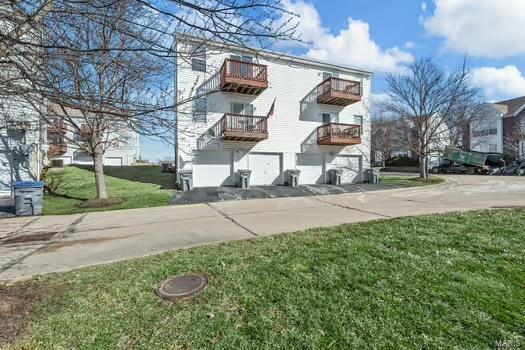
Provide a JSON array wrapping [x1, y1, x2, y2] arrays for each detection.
[[176, 38, 373, 188], [470, 104, 503, 154], [0, 7, 45, 196], [47, 115, 139, 167], [469, 97, 525, 160]]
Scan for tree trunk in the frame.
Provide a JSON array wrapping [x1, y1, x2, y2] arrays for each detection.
[[93, 153, 108, 199], [419, 155, 428, 179]]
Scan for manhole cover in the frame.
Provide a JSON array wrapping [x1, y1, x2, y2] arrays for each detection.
[[156, 273, 207, 301]]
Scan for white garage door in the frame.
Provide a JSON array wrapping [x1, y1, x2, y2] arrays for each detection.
[[248, 153, 282, 186], [193, 151, 232, 187], [0, 153, 12, 196], [326, 155, 362, 184], [297, 153, 324, 185], [104, 157, 123, 166]]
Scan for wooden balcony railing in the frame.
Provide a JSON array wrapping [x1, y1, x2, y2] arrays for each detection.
[[316, 77, 362, 106], [317, 123, 361, 145], [220, 59, 268, 95], [219, 113, 269, 141], [47, 121, 67, 134], [48, 143, 68, 155]]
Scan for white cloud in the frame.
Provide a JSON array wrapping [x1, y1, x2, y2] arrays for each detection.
[[472, 66, 525, 99], [282, 0, 413, 73], [424, 0, 525, 58], [421, 2, 427, 12]]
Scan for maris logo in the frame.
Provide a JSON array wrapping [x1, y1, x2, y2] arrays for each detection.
[[494, 339, 521, 349]]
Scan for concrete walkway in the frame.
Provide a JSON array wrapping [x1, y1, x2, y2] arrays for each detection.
[[1, 175, 525, 280]]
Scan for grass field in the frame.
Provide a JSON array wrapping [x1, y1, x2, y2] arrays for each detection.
[[43, 165, 175, 215], [5, 210, 524, 349], [380, 175, 445, 187]]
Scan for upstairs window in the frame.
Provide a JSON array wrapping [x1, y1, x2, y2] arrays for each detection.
[[322, 113, 338, 124], [189, 44, 206, 72], [231, 102, 254, 116], [193, 98, 207, 123]]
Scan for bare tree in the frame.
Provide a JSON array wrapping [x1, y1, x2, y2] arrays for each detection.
[[1, 0, 299, 200], [503, 113, 525, 162], [371, 115, 398, 167], [384, 57, 480, 178]]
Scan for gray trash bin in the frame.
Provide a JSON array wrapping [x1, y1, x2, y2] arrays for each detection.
[[287, 169, 300, 187], [14, 181, 44, 216], [238, 169, 251, 189], [329, 169, 343, 185], [364, 168, 379, 184], [179, 170, 193, 191]]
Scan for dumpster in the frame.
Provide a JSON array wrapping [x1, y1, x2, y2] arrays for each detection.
[[287, 169, 300, 187], [364, 169, 379, 184], [238, 169, 251, 189], [179, 170, 193, 191], [14, 181, 44, 216], [329, 169, 343, 185]]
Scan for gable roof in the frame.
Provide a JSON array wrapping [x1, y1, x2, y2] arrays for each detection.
[[494, 96, 525, 117]]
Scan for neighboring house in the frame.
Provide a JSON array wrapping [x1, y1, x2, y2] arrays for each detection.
[[175, 37, 373, 187], [469, 104, 503, 154], [469, 96, 525, 161], [47, 107, 140, 166], [0, 7, 45, 197]]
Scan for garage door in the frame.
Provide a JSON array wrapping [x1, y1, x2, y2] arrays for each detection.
[[193, 151, 232, 187], [104, 157, 123, 166], [0, 152, 12, 196], [297, 153, 324, 184], [326, 155, 362, 184], [248, 153, 282, 186]]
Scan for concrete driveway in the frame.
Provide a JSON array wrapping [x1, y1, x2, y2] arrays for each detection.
[[1, 175, 524, 280]]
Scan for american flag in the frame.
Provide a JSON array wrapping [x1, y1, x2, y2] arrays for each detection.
[[267, 98, 276, 118]]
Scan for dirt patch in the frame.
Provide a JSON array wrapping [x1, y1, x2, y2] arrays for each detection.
[[1, 232, 58, 245], [75, 197, 125, 209], [0, 280, 42, 345]]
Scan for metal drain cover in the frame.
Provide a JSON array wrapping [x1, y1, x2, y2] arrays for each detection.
[[157, 273, 207, 301]]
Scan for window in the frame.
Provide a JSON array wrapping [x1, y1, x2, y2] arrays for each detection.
[[521, 142, 525, 157], [231, 102, 254, 115], [354, 115, 363, 134], [472, 119, 498, 137], [193, 98, 207, 122], [190, 44, 206, 72], [322, 113, 338, 124]]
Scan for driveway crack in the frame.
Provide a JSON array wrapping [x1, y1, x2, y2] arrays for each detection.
[[206, 203, 258, 237]]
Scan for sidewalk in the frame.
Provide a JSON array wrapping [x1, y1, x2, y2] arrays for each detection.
[[1, 175, 525, 280]]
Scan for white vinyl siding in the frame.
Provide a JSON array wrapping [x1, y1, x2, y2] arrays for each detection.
[[176, 40, 372, 187]]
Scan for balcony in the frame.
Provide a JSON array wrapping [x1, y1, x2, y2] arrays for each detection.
[[317, 123, 361, 146], [219, 113, 268, 141], [316, 77, 361, 106], [220, 59, 268, 95], [47, 121, 67, 135], [48, 143, 68, 155]]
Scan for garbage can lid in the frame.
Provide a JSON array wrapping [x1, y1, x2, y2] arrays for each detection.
[[14, 181, 45, 188]]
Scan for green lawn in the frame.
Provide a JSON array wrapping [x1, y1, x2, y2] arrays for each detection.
[[380, 175, 445, 187], [8, 210, 524, 349], [44, 165, 175, 215]]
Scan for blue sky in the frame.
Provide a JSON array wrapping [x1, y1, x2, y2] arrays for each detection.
[[140, 0, 525, 162]]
